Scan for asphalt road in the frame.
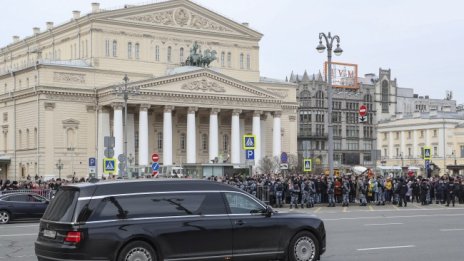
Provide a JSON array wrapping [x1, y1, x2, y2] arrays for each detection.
[[1, 203, 463, 261]]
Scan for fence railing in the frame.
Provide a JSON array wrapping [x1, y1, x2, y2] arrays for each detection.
[[0, 189, 54, 200]]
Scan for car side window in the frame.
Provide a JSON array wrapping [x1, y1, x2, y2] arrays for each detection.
[[6, 195, 29, 202], [224, 192, 265, 214], [90, 192, 227, 221], [30, 195, 46, 202]]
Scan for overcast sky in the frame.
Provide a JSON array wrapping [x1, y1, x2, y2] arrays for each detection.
[[1, 0, 463, 103]]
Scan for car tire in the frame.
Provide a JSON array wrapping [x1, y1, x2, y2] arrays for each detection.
[[0, 210, 10, 224], [117, 241, 157, 261], [288, 231, 319, 261]]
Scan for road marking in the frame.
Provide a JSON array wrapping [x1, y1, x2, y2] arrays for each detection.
[[324, 213, 464, 221], [314, 207, 321, 213], [368, 206, 374, 211], [364, 222, 404, 226], [357, 245, 415, 251], [0, 224, 39, 229], [440, 229, 464, 232], [0, 233, 37, 237]]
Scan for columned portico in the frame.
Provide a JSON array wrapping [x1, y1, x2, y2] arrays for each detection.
[[112, 103, 123, 163], [253, 111, 262, 165], [273, 111, 282, 158], [231, 109, 242, 164], [138, 104, 150, 167], [209, 108, 220, 162], [187, 107, 198, 164], [163, 106, 174, 166]]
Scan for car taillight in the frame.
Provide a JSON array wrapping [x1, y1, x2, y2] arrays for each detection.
[[64, 231, 82, 243]]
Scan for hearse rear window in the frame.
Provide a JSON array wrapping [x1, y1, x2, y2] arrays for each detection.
[[90, 192, 226, 221], [42, 189, 79, 222]]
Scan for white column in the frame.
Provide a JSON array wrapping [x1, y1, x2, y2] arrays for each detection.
[[253, 111, 262, 165], [231, 109, 241, 164], [187, 107, 197, 164], [209, 108, 220, 162], [127, 113, 135, 162], [272, 111, 282, 158], [163, 106, 174, 166], [138, 104, 150, 167], [113, 103, 123, 163], [97, 106, 110, 178]]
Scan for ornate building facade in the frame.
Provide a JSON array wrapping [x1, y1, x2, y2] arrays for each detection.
[[0, 0, 298, 180]]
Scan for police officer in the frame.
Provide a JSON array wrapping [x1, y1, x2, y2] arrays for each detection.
[[358, 178, 368, 206], [397, 178, 408, 207], [290, 181, 300, 209], [301, 180, 310, 208], [274, 179, 284, 208], [307, 178, 316, 208], [376, 176, 385, 205], [446, 177, 458, 207], [327, 178, 335, 207], [342, 176, 350, 207]]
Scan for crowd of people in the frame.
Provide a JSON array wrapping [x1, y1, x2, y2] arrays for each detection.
[[213, 173, 464, 208], [2, 173, 464, 209]]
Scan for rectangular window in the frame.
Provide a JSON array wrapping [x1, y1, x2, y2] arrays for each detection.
[[221, 52, 225, 67], [347, 142, 359, 150], [334, 140, 341, 150], [157, 132, 163, 151], [364, 141, 373, 150], [180, 133, 186, 151], [155, 45, 160, 61], [167, 46, 172, 62], [223, 134, 229, 152], [246, 54, 250, 69], [128, 42, 132, 59], [240, 53, 244, 69], [433, 146, 438, 156], [227, 52, 231, 67], [135, 43, 140, 59], [408, 131, 411, 139], [408, 147, 412, 157], [433, 129, 437, 137], [461, 145, 464, 158]]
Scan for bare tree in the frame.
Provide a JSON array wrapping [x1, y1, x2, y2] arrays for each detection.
[[258, 156, 280, 174], [287, 154, 299, 174]]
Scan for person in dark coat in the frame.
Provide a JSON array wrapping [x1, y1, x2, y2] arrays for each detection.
[[446, 178, 459, 207], [397, 178, 408, 207]]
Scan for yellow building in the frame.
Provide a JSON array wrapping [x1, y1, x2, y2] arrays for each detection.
[[377, 111, 464, 176], [0, 0, 298, 180]]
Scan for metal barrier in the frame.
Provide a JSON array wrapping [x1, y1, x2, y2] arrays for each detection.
[[0, 189, 54, 200]]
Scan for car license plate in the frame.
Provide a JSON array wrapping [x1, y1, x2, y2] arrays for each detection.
[[43, 229, 56, 239]]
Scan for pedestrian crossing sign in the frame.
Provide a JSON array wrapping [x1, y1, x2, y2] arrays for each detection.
[[243, 134, 256, 150], [303, 159, 312, 172], [423, 146, 431, 160], [103, 158, 116, 175]]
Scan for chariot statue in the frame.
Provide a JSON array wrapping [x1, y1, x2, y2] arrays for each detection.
[[185, 41, 217, 68]]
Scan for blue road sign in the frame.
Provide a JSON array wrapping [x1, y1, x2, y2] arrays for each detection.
[[151, 162, 160, 171], [89, 157, 96, 167], [243, 135, 256, 150], [103, 158, 116, 174], [281, 152, 288, 163], [246, 150, 255, 160]]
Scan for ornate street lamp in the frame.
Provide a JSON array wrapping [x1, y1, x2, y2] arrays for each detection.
[[55, 159, 64, 180], [316, 32, 342, 179], [114, 75, 139, 178]]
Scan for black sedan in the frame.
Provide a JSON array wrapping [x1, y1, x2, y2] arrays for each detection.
[[0, 192, 49, 224]]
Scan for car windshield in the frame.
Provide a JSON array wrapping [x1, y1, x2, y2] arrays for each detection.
[[42, 188, 79, 222]]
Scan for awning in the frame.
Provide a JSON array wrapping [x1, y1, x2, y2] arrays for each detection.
[[0, 155, 11, 164]]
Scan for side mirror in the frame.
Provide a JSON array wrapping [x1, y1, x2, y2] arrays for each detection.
[[265, 205, 274, 217]]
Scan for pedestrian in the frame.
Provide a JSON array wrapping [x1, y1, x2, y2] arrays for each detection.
[[327, 178, 335, 207], [290, 181, 300, 209], [274, 179, 284, 208], [342, 176, 350, 207], [397, 178, 408, 207], [446, 178, 458, 207]]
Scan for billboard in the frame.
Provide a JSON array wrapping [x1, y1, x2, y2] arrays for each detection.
[[324, 62, 358, 89]]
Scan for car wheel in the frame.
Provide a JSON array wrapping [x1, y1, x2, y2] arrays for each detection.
[[118, 241, 157, 261], [288, 231, 319, 261], [0, 210, 10, 224]]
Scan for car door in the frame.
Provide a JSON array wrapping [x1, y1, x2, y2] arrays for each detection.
[[29, 195, 49, 218], [5, 195, 32, 218], [224, 191, 282, 260]]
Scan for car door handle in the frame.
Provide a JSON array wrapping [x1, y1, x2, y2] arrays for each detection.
[[235, 220, 245, 226]]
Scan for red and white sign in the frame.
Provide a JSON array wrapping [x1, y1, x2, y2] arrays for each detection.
[[152, 153, 159, 162], [152, 171, 159, 177], [359, 105, 367, 117]]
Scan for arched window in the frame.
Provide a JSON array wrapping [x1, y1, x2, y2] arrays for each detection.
[[157, 132, 163, 151], [112, 40, 118, 57], [167, 46, 172, 62], [179, 47, 184, 63], [316, 90, 325, 108], [246, 54, 250, 69], [180, 133, 186, 150], [202, 134, 208, 151], [240, 53, 244, 69], [223, 134, 229, 152], [155, 45, 160, 61], [18, 130, 22, 149], [34, 128, 37, 148], [127, 42, 132, 59], [66, 128, 75, 149], [227, 52, 231, 67], [381, 80, 389, 113], [135, 43, 140, 59], [300, 90, 311, 107], [26, 129, 30, 148], [221, 52, 225, 67]]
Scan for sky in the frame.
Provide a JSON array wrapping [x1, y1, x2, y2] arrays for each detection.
[[1, 0, 463, 103]]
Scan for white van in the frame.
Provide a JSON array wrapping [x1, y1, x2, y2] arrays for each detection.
[[157, 166, 184, 178]]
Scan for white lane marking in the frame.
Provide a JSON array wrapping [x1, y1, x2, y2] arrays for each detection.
[[0, 233, 37, 237], [324, 213, 464, 221], [440, 229, 464, 232], [357, 245, 415, 251], [364, 222, 403, 226], [0, 224, 39, 229]]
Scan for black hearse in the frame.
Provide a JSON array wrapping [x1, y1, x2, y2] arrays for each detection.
[[35, 179, 326, 261]]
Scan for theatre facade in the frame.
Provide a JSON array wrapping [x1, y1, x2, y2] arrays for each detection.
[[0, 0, 297, 180]]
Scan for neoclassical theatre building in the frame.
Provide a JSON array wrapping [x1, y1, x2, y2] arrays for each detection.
[[0, 0, 298, 180]]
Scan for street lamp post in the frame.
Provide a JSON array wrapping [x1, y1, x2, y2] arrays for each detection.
[[316, 32, 343, 179], [114, 75, 139, 178], [55, 159, 64, 180]]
